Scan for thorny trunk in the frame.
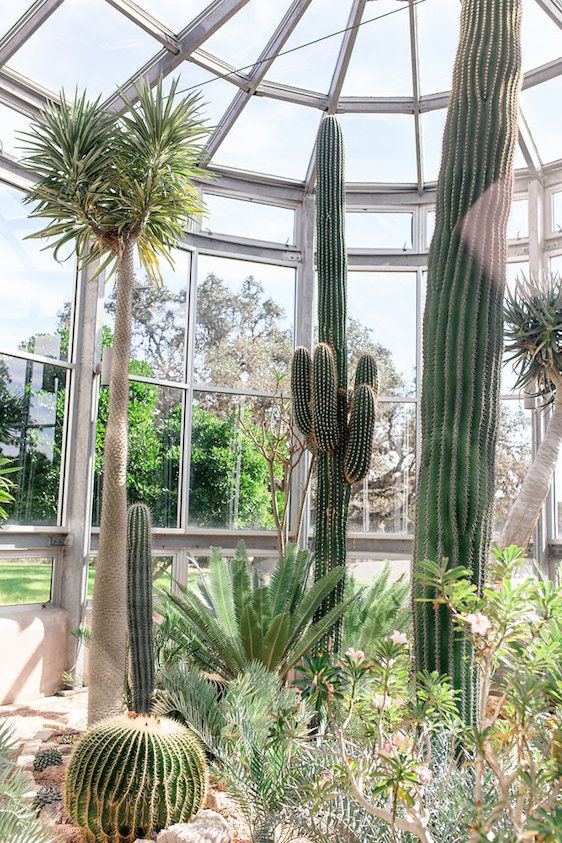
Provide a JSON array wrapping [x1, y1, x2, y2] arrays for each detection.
[[88, 238, 135, 724]]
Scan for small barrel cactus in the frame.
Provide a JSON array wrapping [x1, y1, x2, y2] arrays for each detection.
[[33, 747, 63, 772], [65, 713, 208, 843], [33, 786, 62, 811]]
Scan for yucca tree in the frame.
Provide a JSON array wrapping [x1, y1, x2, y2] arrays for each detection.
[[21, 79, 209, 724], [164, 542, 354, 681], [500, 273, 562, 549]]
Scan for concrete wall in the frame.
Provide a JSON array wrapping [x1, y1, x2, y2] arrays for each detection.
[[0, 606, 68, 706]]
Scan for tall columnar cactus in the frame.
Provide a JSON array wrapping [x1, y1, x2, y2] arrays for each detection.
[[291, 116, 378, 649], [414, 0, 522, 723], [127, 503, 154, 714], [66, 504, 208, 841]]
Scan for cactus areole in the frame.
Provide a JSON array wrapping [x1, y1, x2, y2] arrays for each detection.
[[291, 116, 378, 650], [413, 0, 523, 723]]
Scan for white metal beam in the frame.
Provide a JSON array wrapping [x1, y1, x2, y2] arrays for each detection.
[[327, 0, 366, 113], [204, 0, 314, 161], [104, 0, 253, 112], [535, 0, 562, 28], [0, 68, 51, 118], [104, 0, 180, 52], [0, 0, 65, 68], [408, 0, 424, 193], [518, 107, 542, 176]]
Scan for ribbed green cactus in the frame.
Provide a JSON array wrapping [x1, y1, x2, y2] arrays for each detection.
[[413, 0, 522, 723], [291, 116, 378, 649], [65, 713, 208, 843], [66, 504, 208, 840], [127, 503, 154, 714]]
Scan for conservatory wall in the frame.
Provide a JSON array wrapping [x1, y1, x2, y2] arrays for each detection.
[[0, 0, 561, 704]]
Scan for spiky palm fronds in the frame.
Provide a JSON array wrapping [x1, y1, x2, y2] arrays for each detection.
[[0, 459, 17, 523], [163, 542, 355, 681], [0, 721, 55, 843], [342, 567, 410, 655], [504, 273, 562, 400]]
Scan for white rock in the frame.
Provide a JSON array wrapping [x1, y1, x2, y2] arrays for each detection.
[[41, 801, 63, 825], [157, 810, 232, 843]]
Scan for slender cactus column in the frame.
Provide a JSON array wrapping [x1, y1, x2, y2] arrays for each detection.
[[413, 0, 522, 722]]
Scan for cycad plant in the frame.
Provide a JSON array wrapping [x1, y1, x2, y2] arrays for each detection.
[[342, 566, 410, 655], [164, 541, 354, 681], [500, 273, 562, 549], [21, 79, 209, 724], [0, 721, 55, 843], [0, 459, 17, 523]]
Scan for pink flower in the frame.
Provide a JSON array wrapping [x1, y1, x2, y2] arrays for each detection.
[[392, 733, 409, 752], [372, 693, 388, 710], [417, 766, 432, 785], [391, 630, 409, 647], [465, 612, 492, 637], [345, 647, 366, 665]]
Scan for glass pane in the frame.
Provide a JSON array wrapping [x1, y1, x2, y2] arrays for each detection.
[[211, 97, 322, 180], [136, 0, 211, 33], [164, 64, 236, 128], [0, 355, 67, 526], [93, 384, 183, 528], [104, 248, 189, 383], [551, 254, 562, 276], [503, 262, 530, 395], [342, 1, 413, 97], [421, 109, 447, 183], [426, 209, 436, 249], [552, 191, 562, 232], [348, 271, 417, 396], [416, 0, 460, 94], [8, 0, 158, 99], [188, 391, 276, 530], [494, 399, 532, 536], [0, 102, 32, 159], [202, 194, 295, 244], [348, 557, 411, 584], [267, 0, 349, 94], [339, 114, 417, 184], [348, 402, 416, 534], [0, 183, 75, 361], [1, 2, 36, 38], [507, 198, 529, 240], [520, 78, 562, 164], [204, 0, 293, 69], [521, 0, 562, 73], [195, 255, 295, 391], [346, 212, 413, 250], [0, 557, 53, 606]]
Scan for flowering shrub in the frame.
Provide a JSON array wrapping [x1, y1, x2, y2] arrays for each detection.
[[293, 546, 562, 843]]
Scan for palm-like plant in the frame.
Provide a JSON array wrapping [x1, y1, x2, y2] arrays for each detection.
[[342, 566, 410, 655], [164, 542, 355, 681], [0, 459, 17, 523], [501, 273, 562, 549], [21, 79, 209, 724]]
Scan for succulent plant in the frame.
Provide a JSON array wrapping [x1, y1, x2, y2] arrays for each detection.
[[33, 748, 63, 772], [33, 786, 62, 812], [65, 713, 208, 843], [127, 502, 154, 714]]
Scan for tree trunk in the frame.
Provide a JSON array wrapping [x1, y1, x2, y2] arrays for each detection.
[[88, 239, 135, 724], [499, 395, 562, 551]]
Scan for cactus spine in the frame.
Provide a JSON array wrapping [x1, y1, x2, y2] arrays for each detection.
[[413, 0, 522, 722], [127, 503, 154, 714], [66, 504, 208, 841], [291, 116, 378, 649]]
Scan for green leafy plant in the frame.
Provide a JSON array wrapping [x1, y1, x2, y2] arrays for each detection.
[[0, 459, 17, 523], [0, 721, 55, 843], [342, 566, 410, 654], [163, 541, 355, 681], [21, 79, 209, 723], [501, 273, 562, 549]]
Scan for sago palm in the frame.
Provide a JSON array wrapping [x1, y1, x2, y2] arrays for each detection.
[[164, 542, 354, 681], [501, 273, 562, 549], [21, 79, 209, 723]]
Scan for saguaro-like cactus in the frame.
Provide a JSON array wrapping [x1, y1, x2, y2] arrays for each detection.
[[414, 0, 522, 722], [127, 503, 154, 714], [291, 116, 378, 649]]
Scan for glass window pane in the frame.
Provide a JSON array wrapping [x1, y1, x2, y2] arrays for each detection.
[[348, 402, 416, 534], [494, 399, 532, 536], [521, 0, 562, 73], [93, 384, 183, 528], [417, 0, 460, 94], [421, 109, 447, 183], [211, 97, 322, 180], [204, 0, 293, 69], [195, 255, 295, 391], [188, 391, 277, 530], [507, 198, 529, 240], [552, 191, 562, 232], [426, 209, 436, 249], [339, 114, 417, 184], [348, 557, 411, 584], [164, 64, 236, 128], [348, 272, 417, 396], [346, 212, 413, 250], [551, 254, 562, 276], [267, 0, 348, 94], [136, 0, 211, 33], [0, 183, 75, 361], [1, 3, 36, 38], [202, 194, 295, 244], [0, 102, 32, 159], [104, 248, 189, 383], [503, 262, 530, 395], [520, 78, 562, 165], [0, 557, 53, 606], [8, 0, 159, 99], [0, 354, 67, 526]]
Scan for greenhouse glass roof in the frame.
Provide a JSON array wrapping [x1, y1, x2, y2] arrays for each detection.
[[0, 0, 561, 187]]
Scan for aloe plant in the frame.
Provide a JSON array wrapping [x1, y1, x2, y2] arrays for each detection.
[[164, 542, 354, 680]]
